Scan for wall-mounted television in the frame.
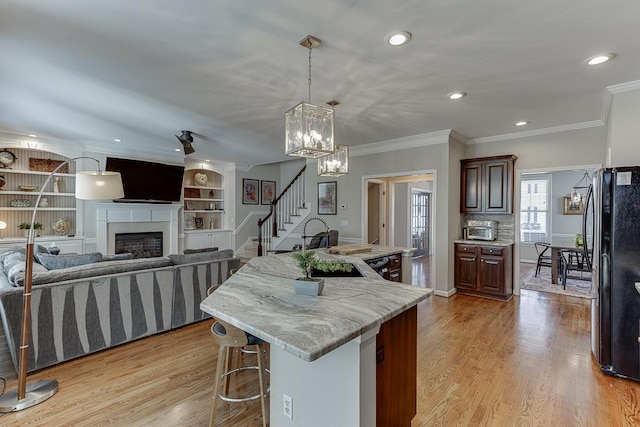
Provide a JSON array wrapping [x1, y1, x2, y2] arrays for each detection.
[[106, 157, 184, 203]]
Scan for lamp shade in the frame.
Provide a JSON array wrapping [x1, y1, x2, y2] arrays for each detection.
[[318, 144, 349, 176], [285, 101, 335, 158], [75, 171, 124, 200]]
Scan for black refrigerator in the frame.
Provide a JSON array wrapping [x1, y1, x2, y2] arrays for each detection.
[[589, 167, 640, 381]]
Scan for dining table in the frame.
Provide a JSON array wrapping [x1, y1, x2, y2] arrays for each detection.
[[549, 244, 588, 284]]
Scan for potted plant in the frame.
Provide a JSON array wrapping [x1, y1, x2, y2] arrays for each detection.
[[292, 250, 324, 296], [18, 222, 44, 237], [291, 250, 356, 296]]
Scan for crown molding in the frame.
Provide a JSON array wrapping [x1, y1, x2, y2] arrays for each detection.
[[601, 80, 640, 124], [607, 80, 640, 94], [350, 129, 450, 158], [467, 120, 604, 145], [449, 130, 469, 144]]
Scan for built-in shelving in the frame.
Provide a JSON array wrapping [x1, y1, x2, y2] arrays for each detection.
[[182, 167, 226, 232], [0, 147, 77, 238]]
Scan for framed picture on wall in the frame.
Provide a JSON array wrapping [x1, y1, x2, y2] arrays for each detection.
[[318, 181, 337, 215], [563, 196, 584, 215], [242, 178, 259, 204], [261, 180, 276, 205]]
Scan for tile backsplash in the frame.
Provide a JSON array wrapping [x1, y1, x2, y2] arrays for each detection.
[[463, 214, 515, 241]]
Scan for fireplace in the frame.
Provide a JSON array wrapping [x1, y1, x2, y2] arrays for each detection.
[[96, 203, 182, 256], [115, 232, 163, 258]]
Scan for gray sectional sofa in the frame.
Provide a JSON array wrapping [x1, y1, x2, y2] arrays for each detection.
[[0, 248, 239, 376]]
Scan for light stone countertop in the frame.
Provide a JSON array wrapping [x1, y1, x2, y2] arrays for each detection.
[[453, 239, 515, 247], [200, 250, 432, 362]]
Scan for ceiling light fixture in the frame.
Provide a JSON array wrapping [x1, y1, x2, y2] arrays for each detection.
[[28, 134, 38, 138], [318, 100, 349, 177], [285, 35, 335, 158], [448, 92, 466, 100], [571, 170, 591, 203], [113, 138, 122, 142], [175, 130, 195, 155], [586, 53, 616, 65], [515, 121, 529, 126], [385, 31, 412, 46]]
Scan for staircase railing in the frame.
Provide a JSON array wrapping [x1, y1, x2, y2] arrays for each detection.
[[257, 165, 306, 256]]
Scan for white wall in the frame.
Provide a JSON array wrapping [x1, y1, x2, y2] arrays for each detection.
[[392, 183, 409, 247], [235, 163, 282, 247], [608, 88, 640, 167]]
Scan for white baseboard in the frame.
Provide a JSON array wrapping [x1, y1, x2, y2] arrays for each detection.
[[434, 288, 457, 298]]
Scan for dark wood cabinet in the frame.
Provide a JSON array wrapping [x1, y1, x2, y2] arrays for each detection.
[[376, 305, 417, 427], [454, 245, 478, 290], [366, 253, 402, 282], [455, 243, 513, 300], [460, 155, 516, 214]]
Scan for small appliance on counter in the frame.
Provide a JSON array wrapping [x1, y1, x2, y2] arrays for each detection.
[[463, 220, 497, 241]]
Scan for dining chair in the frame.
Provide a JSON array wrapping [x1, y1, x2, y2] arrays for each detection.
[[534, 242, 552, 277]]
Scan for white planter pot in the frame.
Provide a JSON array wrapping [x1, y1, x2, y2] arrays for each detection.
[[293, 278, 324, 296]]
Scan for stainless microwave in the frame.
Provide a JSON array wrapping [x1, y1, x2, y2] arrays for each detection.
[[464, 220, 497, 241]]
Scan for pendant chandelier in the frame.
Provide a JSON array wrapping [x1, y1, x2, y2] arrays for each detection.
[[285, 35, 335, 158], [318, 100, 349, 176], [570, 170, 591, 203], [318, 144, 349, 176]]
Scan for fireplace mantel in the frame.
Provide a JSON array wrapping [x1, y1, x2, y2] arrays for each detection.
[[96, 203, 181, 255]]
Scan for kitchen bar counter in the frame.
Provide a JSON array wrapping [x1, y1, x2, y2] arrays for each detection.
[[453, 239, 515, 247], [200, 249, 430, 361], [200, 249, 432, 427]]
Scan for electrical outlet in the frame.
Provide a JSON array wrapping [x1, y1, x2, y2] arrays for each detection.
[[341, 220, 348, 227], [283, 393, 293, 420]]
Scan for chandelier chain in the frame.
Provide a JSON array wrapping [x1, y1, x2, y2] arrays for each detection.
[[308, 46, 312, 102]]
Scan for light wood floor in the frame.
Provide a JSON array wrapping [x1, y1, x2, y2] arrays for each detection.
[[2, 276, 640, 425]]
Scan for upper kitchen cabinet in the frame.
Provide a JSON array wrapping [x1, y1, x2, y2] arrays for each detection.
[[460, 155, 517, 214]]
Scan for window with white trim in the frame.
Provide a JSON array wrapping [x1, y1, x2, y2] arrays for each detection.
[[520, 174, 550, 243]]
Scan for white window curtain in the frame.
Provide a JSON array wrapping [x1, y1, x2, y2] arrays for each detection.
[[520, 174, 551, 243]]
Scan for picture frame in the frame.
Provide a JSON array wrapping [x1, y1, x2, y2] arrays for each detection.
[[261, 180, 276, 205], [242, 178, 259, 205], [184, 214, 196, 230], [563, 196, 584, 215], [194, 217, 204, 229], [318, 181, 337, 215]]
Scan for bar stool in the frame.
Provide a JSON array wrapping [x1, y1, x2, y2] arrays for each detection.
[[209, 318, 269, 427]]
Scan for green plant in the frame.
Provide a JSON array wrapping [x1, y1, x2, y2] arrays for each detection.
[[292, 250, 353, 280], [292, 250, 317, 280], [18, 222, 43, 230], [314, 260, 353, 274]]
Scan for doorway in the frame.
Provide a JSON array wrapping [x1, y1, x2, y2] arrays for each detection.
[[411, 189, 430, 257], [362, 171, 435, 288], [367, 180, 386, 245]]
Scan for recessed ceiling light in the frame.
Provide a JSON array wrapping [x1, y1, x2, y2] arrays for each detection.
[[385, 31, 412, 46], [113, 138, 122, 142], [28, 134, 38, 138], [448, 92, 466, 100], [515, 121, 529, 126], [586, 53, 616, 65], [174, 148, 181, 152], [205, 159, 211, 162]]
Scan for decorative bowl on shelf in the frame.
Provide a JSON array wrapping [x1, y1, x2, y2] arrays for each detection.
[[19, 185, 38, 192], [52, 217, 70, 235]]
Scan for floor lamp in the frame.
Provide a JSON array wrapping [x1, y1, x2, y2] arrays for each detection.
[[0, 157, 124, 412]]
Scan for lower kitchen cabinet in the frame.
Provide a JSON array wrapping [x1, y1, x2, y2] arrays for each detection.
[[365, 252, 402, 282], [454, 242, 513, 300], [183, 230, 232, 251]]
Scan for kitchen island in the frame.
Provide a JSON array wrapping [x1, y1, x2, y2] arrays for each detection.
[[200, 246, 432, 427]]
